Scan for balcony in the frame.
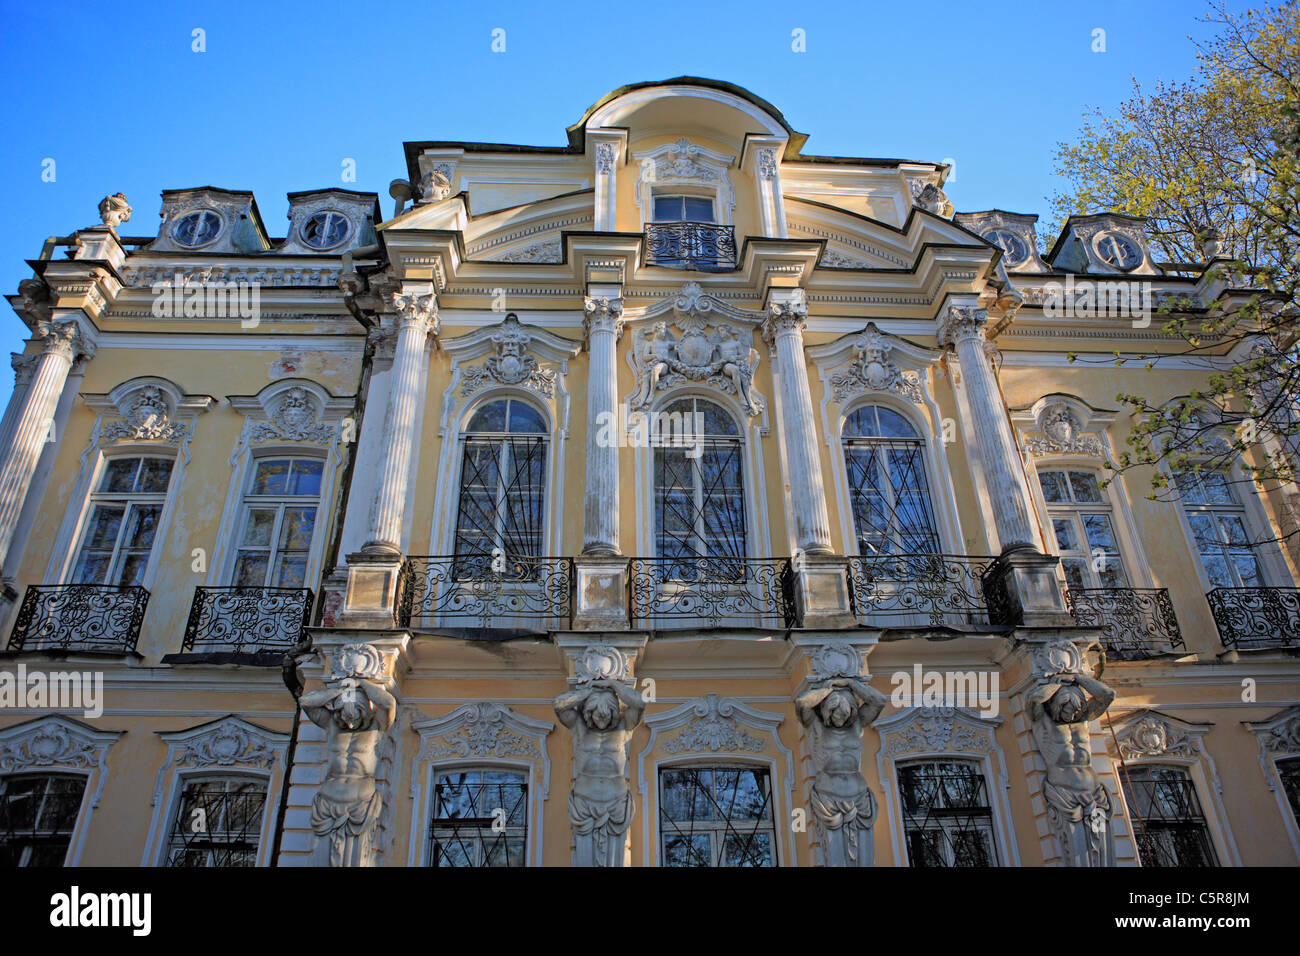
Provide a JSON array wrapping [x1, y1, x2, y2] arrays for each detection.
[[399, 555, 573, 630], [182, 586, 313, 654], [8, 584, 149, 654], [629, 557, 794, 629], [644, 222, 737, 272], [1064, 588, 1184, 660], [1206, 587, 1300, 650], [848, 554, 998, 629]]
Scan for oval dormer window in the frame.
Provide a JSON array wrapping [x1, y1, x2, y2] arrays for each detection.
[[300, 211, 351, 251], [171, 209, 223, 248], [983, 229, 1028, 267]]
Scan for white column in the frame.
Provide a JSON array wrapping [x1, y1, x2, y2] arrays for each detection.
[[0, 354, 38, 456], [763, 297, 833, 555], [0, 321, 91, 575], [581, 295, 623, 556], [937, 304, 1037, 552], [361, 291, 437, 555]]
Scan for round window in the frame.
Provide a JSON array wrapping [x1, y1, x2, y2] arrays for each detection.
[[171, 210, 223, 248], [300, 211, 351, 250], [1093, 232, 1142, 271], [983, 229, 1029, 266]]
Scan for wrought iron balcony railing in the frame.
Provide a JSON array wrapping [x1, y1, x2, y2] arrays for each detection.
[[644, 222, 737, 272], [399, 555, 573, 630], [182, 586, 313, 654], [629, 556, 795, 629], [1206, 587, 1300, 650], [8, 584, 150, 653], [1064, 587, 1184, 660], [848, 553, 998, 628]]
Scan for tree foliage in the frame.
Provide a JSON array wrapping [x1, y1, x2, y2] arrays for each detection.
[[1050, 2, 1300, 523]]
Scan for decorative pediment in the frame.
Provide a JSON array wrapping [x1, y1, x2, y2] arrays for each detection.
[[631, 139, 737, 224], [227, 379, 354, 459], [1246, 706, 1300, 758], [645, 693, 782, 756], [150, 716, 289, 806], [0, 715, 122, 808], [876, 706, 1001, 760], [411, 702, 552, 764], [1106, 710, 1210, 761], [456, 314, 563, 398], [1012, 395, 1113, 460], [808, 323, 934, 408], [82, 377, 214, 446]]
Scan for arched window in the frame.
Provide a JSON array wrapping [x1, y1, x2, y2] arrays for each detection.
[[658, 765, 775, 867], [653, 397, 747, 572], [842, 405, 940, 555], [164, 775, 268, 867], [452, 398, 548, 568]]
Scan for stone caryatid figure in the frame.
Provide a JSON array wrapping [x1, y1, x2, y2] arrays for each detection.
[[796, 676, 888, 866], [555, 677, 646, 866], [300, 643, 397, 866], [1026, 641, 1117, 867]]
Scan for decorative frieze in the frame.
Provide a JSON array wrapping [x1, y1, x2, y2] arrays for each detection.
[[1023, 401, 1106, 458], [458, 315, 559, 398], [629, 315, 762, 415]]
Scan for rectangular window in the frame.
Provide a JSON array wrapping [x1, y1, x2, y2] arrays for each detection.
[[1038, 469, 1128, 590], [659, 767, 775, 867], [1120, 765, 1219, 867], [428, 769, 527, 867], [652, 195, 715, 223], [897, 760, 998, 867], [1174, 468, 1264, 588], [232, 458, 323, 588], [0, 774, 87, 867], [71, 457, 173, 586], [164, 776, 268, 867]]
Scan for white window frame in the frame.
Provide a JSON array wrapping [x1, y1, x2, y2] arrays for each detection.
[[228, 454, 327, 588], [65, 454, 176, 587], [1032, 465, 1132, 590], [655, 760, 780, 868], [1165, 457, 1293, 591], [894, 757, 1002, 867], [157, 771, 274, 868], [423, 763, 531, 868]]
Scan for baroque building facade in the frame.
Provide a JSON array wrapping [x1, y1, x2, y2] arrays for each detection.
[[0, 78, 1297, 867]]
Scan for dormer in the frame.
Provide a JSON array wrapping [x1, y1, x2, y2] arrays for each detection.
[[148, 187, 270, 254], [1047, 213, 1158, 275], [278, 189, 380, 255], [954, 210, 1048, 273]]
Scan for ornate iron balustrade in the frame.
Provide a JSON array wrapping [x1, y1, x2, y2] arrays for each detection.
[[399, 555, 573, 630], [8, 584, 149, 653], [1064, 587, 1184, 660], [629, 556, 795, 629], [182, 586, 313, 654], [1206, 587, 1300, 649], [644, 222, 737, 272], [848, 554, 997, 628]]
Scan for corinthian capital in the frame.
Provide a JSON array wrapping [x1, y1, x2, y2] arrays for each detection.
[[583, 296, 625, 340], [388, 291, 439, 337], [34, 320, 93, 361], [937, 305, 988, 349], [761, 296, 807, 345]]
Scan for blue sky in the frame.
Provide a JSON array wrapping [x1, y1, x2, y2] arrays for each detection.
[[0, 0, 1245, 408]]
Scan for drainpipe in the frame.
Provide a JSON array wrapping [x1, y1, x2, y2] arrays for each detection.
[[271, 635, 313, 867]]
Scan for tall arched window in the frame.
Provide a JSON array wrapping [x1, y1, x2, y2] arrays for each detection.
[[842, 405, 940, 555], [452, 398, 548, 568], [653, 397, 747, 572]]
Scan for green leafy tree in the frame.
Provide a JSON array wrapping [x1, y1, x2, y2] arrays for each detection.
[[1050, 2, 1300, 531]]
